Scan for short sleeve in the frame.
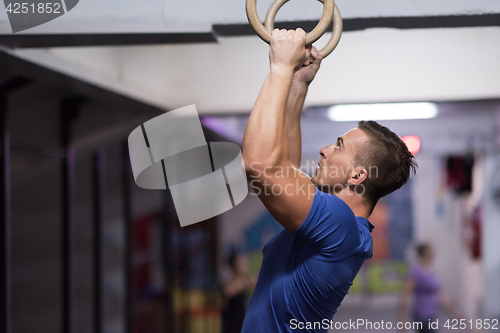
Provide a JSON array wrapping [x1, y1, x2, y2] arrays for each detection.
[[291, 188, 360, 260]]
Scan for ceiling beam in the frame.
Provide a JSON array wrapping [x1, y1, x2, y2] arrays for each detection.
[[214, 13, 500, 36], [0, 31, 218, 49]]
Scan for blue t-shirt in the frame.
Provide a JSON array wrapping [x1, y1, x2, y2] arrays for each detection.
[[241, 188, 374, 333]]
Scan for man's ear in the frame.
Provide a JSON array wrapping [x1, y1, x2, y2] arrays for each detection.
[[347, 167, 367, 186]]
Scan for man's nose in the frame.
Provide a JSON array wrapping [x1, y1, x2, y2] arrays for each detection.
[[319, 146, 328, 159], [320, 143, 337, 158]]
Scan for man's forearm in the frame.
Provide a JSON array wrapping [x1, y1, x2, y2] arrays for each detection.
[[242, 66, 294, 171], [286, 81, 308, 169]]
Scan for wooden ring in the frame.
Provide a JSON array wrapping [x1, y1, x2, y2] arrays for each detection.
[[246, 0, 334, 45], [246, 0, 342, 58], [265, 0, 342, 58]]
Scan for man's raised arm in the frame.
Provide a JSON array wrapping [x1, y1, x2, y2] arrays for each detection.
[[242, 29, 317, 232], [286, 47, 323, 169]]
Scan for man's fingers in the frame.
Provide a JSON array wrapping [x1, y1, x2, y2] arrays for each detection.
[[310, 46, 323, 64], [311, 46, 320, 59], [272, 28, 307, 42], [304, 47, 312, 66], [296, 28, 306, 37], [304, 44, 313, 65], [271, 28, 289, 38], [269, 27, 313, 71]]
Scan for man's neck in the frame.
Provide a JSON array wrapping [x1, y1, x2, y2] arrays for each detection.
[[334, 190, 371, 219]]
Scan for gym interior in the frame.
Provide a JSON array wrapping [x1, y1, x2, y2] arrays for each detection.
[[1, 0, 499, 332]]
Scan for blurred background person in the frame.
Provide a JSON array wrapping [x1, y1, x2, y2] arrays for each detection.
[[221, 251, 257, 333], [399, 243, 463, 332]]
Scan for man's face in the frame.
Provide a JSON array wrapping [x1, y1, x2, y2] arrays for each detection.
[[311, 128, 370, 193]]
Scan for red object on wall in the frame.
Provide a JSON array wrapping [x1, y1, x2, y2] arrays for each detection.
[[402, 135, 421, 155], [133, 215, 153, 298], [446, 156, 474, 194], [132, 215, 154, 333]]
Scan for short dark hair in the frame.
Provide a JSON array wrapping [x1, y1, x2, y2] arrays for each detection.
[[416, 243, 431, 258], [355, 121, 418, 211]]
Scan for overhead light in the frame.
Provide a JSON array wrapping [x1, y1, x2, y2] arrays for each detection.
[[327, 102, 438, 122]]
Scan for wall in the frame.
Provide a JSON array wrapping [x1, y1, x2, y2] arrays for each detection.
[[482, 155, 500, 320], [411, 154, 484, 319]]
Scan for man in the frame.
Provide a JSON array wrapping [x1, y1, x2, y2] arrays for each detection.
[[241, 28, 417, 332]]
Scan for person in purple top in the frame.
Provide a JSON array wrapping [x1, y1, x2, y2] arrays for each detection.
[[242, 28, 417, 332], [399, 243, 463, 332]]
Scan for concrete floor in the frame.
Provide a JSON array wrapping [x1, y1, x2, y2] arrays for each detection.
[[330, 294, 475, 333]]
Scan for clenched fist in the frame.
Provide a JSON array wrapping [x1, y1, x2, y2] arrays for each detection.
[[269, 28, 311, 74]]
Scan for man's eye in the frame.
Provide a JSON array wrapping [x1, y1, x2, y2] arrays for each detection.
[[335, 145, 340, 150]]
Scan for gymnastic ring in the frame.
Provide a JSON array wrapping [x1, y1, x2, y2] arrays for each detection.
[[246, 0, 334, 46], [246, 0, 343, 58], [265, 0, 343, 58]]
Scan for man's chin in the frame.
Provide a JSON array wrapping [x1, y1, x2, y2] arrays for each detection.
[[310, 177, 319, 187]]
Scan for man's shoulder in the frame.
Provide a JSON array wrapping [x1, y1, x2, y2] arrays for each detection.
[[318, 192, 360, 237]]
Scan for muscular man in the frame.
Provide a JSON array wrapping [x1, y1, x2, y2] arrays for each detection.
[[241, 28, 417, 332]]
